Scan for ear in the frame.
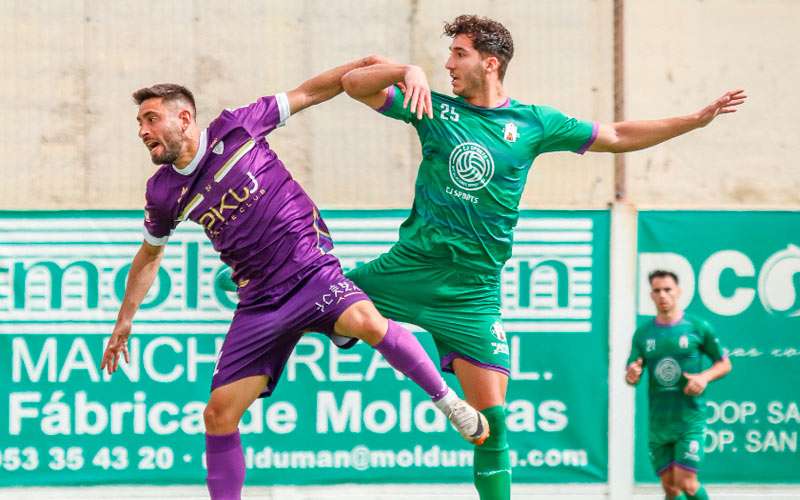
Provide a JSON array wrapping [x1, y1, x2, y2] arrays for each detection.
[[483, 55, 500, 76], [178, 109, 194, 131]]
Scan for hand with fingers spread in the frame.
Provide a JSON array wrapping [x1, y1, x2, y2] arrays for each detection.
[[682, 372, 709, 396], [101, 321, 132, 376], [695, 89, 747, 127], [402, 65, 434, 120], [625, 357, 644, 385]]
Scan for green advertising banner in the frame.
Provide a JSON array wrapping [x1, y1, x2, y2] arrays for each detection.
[[636, 211, 800, 483], [0, 210, 609, 486]]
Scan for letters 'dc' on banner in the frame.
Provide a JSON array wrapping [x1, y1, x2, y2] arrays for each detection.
[[0, 210, 609, 486], [636, 211, 800, 483]]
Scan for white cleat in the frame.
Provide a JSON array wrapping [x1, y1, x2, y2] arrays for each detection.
[[435, 391, 490, 445]]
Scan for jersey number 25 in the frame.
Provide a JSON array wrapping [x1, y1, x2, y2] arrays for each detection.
[[440, 103, 460, 122]]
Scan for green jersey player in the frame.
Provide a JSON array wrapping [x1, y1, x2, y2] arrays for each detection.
[[626, 270, 732, 500], [340, 15, 744, 500]]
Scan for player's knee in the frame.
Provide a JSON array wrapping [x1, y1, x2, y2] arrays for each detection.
[[680, 477, 700, 495], [203, 403, 239, 434], [659, 474, 679, 497], [663, 484, 682, 498], [361, 314, 387, 339], [341, 304, 386, 344]]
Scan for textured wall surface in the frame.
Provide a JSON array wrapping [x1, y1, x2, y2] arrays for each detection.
[[625, 0, 800, 207], [0, 0, 795, 209]]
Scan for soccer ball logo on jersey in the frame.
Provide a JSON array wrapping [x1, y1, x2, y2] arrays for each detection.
[[654, 357, 682, 387], [646, 339, 656, 352], [448, 142, 495, 191]]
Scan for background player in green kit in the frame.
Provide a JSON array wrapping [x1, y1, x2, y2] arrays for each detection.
[[626, 270, 732, 500], [339, 14, 745, 499]]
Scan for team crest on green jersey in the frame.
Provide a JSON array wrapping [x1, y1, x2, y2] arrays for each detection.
[[448, 142, 495, 191], [490, 320, 507, 342], [503, 122, 518, 142], [654, 357, 682, 387]]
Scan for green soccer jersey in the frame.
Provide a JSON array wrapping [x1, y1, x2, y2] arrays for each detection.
[[627, 314, 726, 429], [377, 85, 597, 273]]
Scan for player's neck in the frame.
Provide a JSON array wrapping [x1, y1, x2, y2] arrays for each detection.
[[464, 81, 507, 108], [655, 310, 683, 326], [173, 126, 201, 169]]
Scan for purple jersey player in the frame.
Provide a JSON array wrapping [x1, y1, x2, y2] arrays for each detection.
[[100, 57, 489, 500]]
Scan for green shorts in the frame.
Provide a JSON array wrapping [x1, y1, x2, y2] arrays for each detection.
[[346, 248, 509, 375], [649, 424, 705, 475]]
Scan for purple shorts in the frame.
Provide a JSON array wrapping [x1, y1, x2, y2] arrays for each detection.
[[211, 260, 369, 398]]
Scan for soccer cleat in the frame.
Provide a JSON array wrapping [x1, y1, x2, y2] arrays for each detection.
[[435, 391, 491, 445]]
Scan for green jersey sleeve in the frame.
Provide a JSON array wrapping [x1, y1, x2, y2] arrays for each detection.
[[533, 105, 597, 154], [698, 320, 726, 362], [376, 84, 418, 125]]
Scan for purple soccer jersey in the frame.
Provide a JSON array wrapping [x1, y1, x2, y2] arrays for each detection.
[[143, 93, 335, 303], [142, 94, 369, 396]]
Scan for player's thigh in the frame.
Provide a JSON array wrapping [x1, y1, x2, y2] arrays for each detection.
[[205, 375, 269, 433], [452, 358, 508, 410]]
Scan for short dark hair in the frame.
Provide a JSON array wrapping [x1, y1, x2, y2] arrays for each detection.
[[648, 270, 679, 285], [132, 83, 196, 117], [443, 15, 514, 80]]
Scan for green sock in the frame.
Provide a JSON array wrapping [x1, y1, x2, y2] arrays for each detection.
[[473, 406, 511, 500], [686, 485, 709, 500], [668, 494, 686, 500]]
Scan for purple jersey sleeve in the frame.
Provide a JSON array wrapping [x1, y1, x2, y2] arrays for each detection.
[[227, 93, 291, 138], [143, 173, 177, 246]]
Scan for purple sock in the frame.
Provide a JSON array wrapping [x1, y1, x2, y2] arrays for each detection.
[[206, 431, 245, 500], [374, 320, 449, 400]]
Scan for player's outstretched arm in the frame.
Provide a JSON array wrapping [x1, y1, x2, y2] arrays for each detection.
[[589, 89, 747, 153], [100, 241, 164, 375], [341, 62, 434, 119], [683, 357, 732, 396], [286, 55, 389, 116]]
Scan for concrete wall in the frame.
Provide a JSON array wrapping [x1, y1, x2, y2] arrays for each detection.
[[0, 0, 796, 209], [625, 0, 800, 207]]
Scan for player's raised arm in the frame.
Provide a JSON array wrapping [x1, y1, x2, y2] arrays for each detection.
[[341, 62, 434, 119], [589, 89, 747, 153], [285, 55, 389, 116], [101, 241, 165, 375]]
